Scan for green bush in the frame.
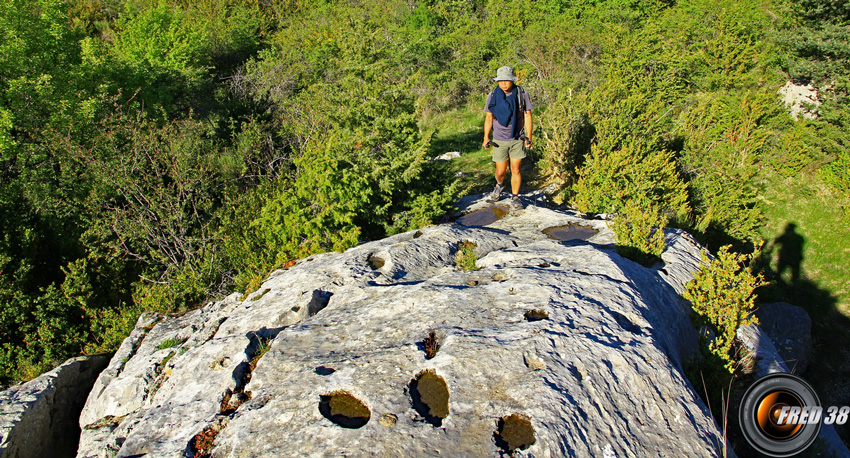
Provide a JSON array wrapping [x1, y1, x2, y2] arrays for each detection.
[[677, 91, 775, 245], [683, 245, 765, 373], [612, 199, 668, 267], [572, 138, 690, 221], [821, 147, 850, 203], [538, 99, 594, 193]]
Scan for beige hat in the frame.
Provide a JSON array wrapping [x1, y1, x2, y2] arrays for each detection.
[[493, 66, 518, 82]]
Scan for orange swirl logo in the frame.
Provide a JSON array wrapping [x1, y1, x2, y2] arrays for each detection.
[[739, 374, 822, 457]]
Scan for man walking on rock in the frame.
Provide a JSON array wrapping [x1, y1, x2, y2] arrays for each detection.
[[483, 66, 533, 210]]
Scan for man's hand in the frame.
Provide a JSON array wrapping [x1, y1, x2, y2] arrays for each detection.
[[483, 138, 491, 149], [525, 137, 533, 148]]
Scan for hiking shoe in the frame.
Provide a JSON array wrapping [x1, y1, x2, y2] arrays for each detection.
[[510, 195, 524, 210], [488, 184, 504, 202]]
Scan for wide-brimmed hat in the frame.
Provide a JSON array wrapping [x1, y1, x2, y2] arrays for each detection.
[[493, 66, 518, 82]]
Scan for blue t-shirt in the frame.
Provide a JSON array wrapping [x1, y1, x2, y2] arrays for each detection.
[[485, 87, 534, 141]]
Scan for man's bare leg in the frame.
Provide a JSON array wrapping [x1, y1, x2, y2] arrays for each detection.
[[495, 160, 508, 187], [509, 157, 522, 195]]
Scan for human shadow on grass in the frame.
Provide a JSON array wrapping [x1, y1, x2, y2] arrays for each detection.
[[748, 222, 850, 450]]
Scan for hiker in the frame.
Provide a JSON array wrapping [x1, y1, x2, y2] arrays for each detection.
[[482, 66, 533, 210]]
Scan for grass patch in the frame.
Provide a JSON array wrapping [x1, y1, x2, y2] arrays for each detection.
[[758, 175, 849, 312], [156, 338, 186, 351], [424, 104, 548, 196], [455, 241, 479, 271]]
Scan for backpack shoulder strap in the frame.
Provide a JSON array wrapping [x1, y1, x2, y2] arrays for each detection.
[[516, 85, 526, 112], [487, 87, 496, 108]]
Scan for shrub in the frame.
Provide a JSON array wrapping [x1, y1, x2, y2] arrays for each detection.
[[612, 199, 668, 267], [677, 91, 774, 245], [538, 100, 595, 193], [572, 138, 690, 222], [455, 241, 478, 271], [682, 245, 765, 373]]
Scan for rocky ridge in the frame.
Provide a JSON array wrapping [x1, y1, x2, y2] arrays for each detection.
[[75, 197, 725, 457]]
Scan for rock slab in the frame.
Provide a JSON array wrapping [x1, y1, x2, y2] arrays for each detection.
[[77, 201, 725, 457], [755, 302, 812, 374], [0, 355, 109, 458]]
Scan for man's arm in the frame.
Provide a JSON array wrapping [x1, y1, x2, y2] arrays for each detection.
[[524, 110, 533, 147], [483, 112, 493, 148]]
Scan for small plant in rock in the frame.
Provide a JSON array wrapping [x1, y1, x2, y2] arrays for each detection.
[[156, 338, 186, 351], [683, 245, 765, 373], [421, 330, 440, 359], [250, 337, 272, 366], [190, 424, 220, 458], [455, 241, 479, 271]]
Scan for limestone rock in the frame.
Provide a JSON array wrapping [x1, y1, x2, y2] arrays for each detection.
[[778, 81, 821, 121], [755, 302, 812, 374], [737, 323, 789, 376], [434, 151, 462, 161], [0, 355, 109, 458], [78, 199, 725, 457]]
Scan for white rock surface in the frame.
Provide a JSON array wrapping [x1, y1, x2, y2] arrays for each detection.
[[78, 199, 726, 457], [778, 81, 821, 121], [1, 355, 109, 458], [434, 151, 462, 161]]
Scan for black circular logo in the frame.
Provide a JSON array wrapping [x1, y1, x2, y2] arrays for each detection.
[[739, 373, 822, 457]]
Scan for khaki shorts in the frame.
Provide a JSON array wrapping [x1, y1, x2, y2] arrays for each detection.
[[491, 139, 526, 162]]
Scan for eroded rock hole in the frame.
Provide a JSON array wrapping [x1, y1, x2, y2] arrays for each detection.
[[494, 413, 536, 453], [542, 224, 599, 241], [524, 309, 549, 322], [611, 311, 642, 335], [319, 391, 371, 429], [368, 254, 385, 270], [455, 205, 509, 227], [308, 290, 333, 315], [315, 365, 336, 376], [410, 369, 450, 426], [379, 413, 398, 427]]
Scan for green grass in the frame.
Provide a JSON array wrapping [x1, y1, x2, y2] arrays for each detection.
[[156, 338, 186, 351], [455, 241, 479, 271], [423, 103, 548, 196], [757, 173, 849, 313]]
